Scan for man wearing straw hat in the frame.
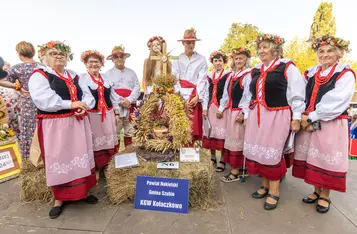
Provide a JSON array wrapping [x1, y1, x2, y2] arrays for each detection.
[[173, 28, 208, 143], [105, 45, 140, 148]]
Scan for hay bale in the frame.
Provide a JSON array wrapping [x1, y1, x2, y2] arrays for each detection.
[[19, 159, 52, 202], [106, 147, 216, 210]]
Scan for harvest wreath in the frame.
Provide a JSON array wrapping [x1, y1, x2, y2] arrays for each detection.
[[132, 74, 192, 154]]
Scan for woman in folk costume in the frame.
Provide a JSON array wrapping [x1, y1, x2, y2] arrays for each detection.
[[202, 50, 230, 172], [244, 33, 306, 210], [80, 50, 121, 170], [173, 28, 208, 143], [220, 48, 252, 182], [28, 41, 97, 219], [293, 35, 355, 214], [0, 41, 38, 159], [142, 36, 172, 95]]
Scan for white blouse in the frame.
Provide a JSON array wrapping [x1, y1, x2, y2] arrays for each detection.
[[306, 63, 356, 122], [254, 58, 306, 120], [172, 52, 208, 105], [80, 73, 122, 114], [218, 68, 252, 119], [29, 66, 95, 112]]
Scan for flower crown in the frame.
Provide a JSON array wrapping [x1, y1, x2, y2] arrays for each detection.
[[209, 50, 228, 63], [38, 41, 73, 60], [147, 36, 166, 48], [312, 35, 351, 52], [231, 48, 251, 58], [80, 50, 105, 63], [256, 33, 285, 46]]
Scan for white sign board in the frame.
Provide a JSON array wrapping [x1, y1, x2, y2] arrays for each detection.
[[115, 153, 139, 169], [157, 162, 179, 169], [180, 148, 200, 162], [0, 151, 15, 172]]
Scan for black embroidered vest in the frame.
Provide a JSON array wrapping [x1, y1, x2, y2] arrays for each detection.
[[250, 62, 289, 108], [208, 72, 230, 106], [37, 70, 82, 116], [305, 68, 349, 116], [89, 86, 113, 111], [229, 73, 247, 109]]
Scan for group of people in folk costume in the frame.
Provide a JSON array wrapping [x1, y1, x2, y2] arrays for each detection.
[[0, 27, 355, 219]]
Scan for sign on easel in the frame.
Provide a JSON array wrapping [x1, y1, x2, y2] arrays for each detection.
[[134, 176, 189, 214], [0, 142, 22, 183]]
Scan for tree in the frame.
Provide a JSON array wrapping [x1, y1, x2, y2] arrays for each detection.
[[220, 23, 260, 53], [309, 2, 336, 41], [214, 23, 260, 71], [284, 37, 316, 74], [285, 2, 345, 75]]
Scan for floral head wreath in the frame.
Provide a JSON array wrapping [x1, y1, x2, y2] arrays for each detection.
[[209, 50, 228, 63], [147, 36, 166, 48], [312, 35, 351, 53], [231, 48, 252, 58], [37, 41, 73, 60], [80, 50, 105, 64], [256, 33, 285, 46]]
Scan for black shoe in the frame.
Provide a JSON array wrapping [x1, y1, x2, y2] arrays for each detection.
[[264, 194, 280, 210], [82, 195, 99, 204], [316, 197, 331, 214], [252, 186, 269, 199], [211, 157, 217, 168], [302, 191, 320, 204], [215, 161, 226, 172], [49, 203, 66, 219]]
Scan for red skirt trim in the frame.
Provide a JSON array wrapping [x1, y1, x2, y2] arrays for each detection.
[[223, 149, 244, 169], [51, 168, 96, 201], [94, 147, 117, 169], [246, 157, 287, 181], [38, 119, 97, 201], [292, 160, 346, 192], [202, 136, 224, 150], [284, 153, 294, 168], [190, 103, 203, 142]]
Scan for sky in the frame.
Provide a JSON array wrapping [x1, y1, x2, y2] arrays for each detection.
[[1, 0, 356, 81]]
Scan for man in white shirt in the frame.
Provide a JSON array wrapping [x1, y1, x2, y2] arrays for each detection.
[[173, 28, 208, 143], [105, 45, 140, 147]]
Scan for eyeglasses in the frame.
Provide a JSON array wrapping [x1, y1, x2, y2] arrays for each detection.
[[48, 52, 66, 58], [113, 55, 125, 59], [87, 61, 101, 64]]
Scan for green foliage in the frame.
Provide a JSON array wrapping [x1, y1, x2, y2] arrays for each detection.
[[220, 23, 260, 54], [284, 37, 316, 73], [214, 23, 260, 71], [310, 2, 336, 41]]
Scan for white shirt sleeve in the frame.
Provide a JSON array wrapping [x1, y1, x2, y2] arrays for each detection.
[[29, 72, 72, 112], [286, 63, 306, 120], [78, 75, 95, 110], [197, 60, 208, 102], [127, 71, 140, 103], [239, 73, 252, 119], [172, 60, 181, 93], [218, 75, 231, 112], [308, 71, 356, 122]]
